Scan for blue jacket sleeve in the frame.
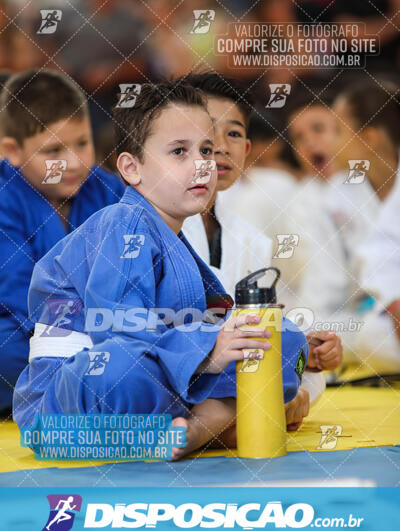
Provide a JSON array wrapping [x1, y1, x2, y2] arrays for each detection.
[[0, 199, 35, 402], [0, 202, 35, 334]]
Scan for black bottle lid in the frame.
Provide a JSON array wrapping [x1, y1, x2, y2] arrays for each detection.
[[235, 267, 280, 305]]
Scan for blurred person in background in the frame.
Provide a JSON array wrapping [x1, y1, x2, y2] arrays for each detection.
[[306, 80, 400, 377], [144, 0, 230, 78], [0, 70, 125, 413], [357, 174, 400, 374], [38, 0, 152, 134], [218, 110, 307, 309], [273, 86, 345, 313]]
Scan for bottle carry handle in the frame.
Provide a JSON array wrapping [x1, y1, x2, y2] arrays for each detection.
[[236, 267, 281, 290]]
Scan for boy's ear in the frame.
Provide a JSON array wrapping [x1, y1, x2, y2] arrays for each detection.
[[1, 137, 23, 166], [245, 138, 252, 158], [116, 152, 141, 186]]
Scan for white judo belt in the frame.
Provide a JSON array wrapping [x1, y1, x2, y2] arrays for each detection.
[[29, 323, 93, 362]]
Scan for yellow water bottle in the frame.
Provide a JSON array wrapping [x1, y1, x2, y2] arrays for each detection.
[[235, 267, 286, 458]]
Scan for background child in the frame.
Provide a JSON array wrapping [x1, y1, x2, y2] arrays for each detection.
[[358, 175, 400, 371], [286, 88, 337, 182], [283, 89, 347, 315], [310, 81, 400, 375], [0, 69, 125, 413], [220, 110, 306, 310], [181, 73, 342, 430]]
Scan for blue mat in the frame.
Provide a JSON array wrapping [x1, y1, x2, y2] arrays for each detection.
[[1, 446, 399, 487]]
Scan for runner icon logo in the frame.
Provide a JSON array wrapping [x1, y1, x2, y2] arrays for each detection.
[[42, 494, 82, 531]]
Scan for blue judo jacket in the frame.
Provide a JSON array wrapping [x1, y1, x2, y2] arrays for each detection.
[[0, 159, 125, 410], [13, 186, 238, 427]]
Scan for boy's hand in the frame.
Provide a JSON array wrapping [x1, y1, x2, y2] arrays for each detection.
[[285, 388, 310, 431], [197, 314, 271, 374], [306, 331, 343, 371]]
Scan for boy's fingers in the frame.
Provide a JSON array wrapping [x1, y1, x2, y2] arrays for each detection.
[[235, 329, 271, 338], [317, 343, 343, 369], [284, 402, 295, 424], [298, 391, 310, 420], [285, 390, 309, 426], [237, 316, 266, 332], [319, 348, 340, 361], [223, 313, 260, 331], [307, 331, 332, 339], [303, 394, 310, 417], [307, 334, 324, 344], [315, 339, 341, 357], [238, 313, 261, 327], [244, 313, 262, 324], [242, 349, 264, 360], [320, 352, 340, 368], [228, 349, 263, 363], [286, 404, 301, 426], [308, 331, 336, 343], [313, 339, 336, 355], [208, 346, 261, 370], [233, 339, 270, 351]]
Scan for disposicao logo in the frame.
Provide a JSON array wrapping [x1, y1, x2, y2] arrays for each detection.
[[42, 494, 82, 531], [83, 501, 314, 528]]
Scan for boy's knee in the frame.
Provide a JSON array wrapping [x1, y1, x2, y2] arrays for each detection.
[[71, 346, 176, 415]]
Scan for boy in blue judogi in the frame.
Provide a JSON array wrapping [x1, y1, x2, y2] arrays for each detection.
[[0, 70, 125, 412], [13, 82, 308, 459]]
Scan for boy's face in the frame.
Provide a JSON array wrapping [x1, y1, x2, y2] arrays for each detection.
[[3, 115, 95, 202], [125, 104, 216, 225], [206, 96, 251, 191], [289, 105, 337, 179]]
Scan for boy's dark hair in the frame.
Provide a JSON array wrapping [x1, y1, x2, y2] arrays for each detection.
[[338, 80, 400, 149], [285, 85, 335, 124], [113, 81, 208, 161], [248, 110, 300, 169], [248, 110, 284, 142], [179, 72, 255, 131], [0, 69, 88, 145]]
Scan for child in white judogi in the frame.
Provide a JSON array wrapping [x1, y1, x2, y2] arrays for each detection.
[[182, 73, 343, 429], [299, 81, 400, 375]]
